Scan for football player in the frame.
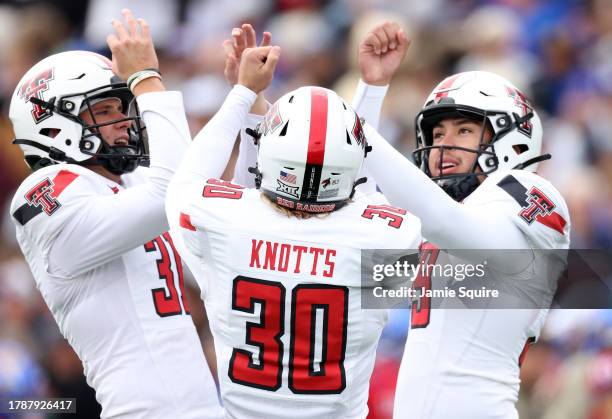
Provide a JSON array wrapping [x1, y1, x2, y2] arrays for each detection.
[[351, 22, 570, 419], [9, 9, 221, 419], [165, 44, 422, 418]]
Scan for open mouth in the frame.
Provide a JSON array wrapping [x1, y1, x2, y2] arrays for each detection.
[[114, 136, 129, 146], [439, 159, 460, 175]]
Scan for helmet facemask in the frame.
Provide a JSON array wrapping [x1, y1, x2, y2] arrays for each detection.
[[413, 72, 549, 202], [414, 106, 505, 201], [62, 82, 149, 175], [10, 51, 149, 176]]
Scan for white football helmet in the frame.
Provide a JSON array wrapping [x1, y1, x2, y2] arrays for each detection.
[[9, 51, 148, 174], [252, 86, 369, 213], [413, 71, 546, 200]]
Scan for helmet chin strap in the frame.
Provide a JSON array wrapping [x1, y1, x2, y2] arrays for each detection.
[[92, 144, 141, 175], [350, 177, 368, 199], [248, 165, 263, 188], [438, 153, 553, 202], [512, 154, 551, 170], [438, 175, 480, 202], [13, 138, 81, 165]]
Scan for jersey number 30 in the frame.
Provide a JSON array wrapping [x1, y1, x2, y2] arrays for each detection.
[[229, 276, 348, 394]]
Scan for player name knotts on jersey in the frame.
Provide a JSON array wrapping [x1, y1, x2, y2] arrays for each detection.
[[249, 239, 336, 278]]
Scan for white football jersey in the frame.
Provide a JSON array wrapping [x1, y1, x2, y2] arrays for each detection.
[[394, 169, 570, 419], [167, 180, 421, 419], [11, 164, 222, 419], [10, 90, 221, 419]]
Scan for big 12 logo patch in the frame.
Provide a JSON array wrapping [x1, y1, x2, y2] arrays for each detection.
[[18, 68, 55, 124]]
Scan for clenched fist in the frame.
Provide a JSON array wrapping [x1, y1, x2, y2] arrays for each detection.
[[358, 21, 410, 86], [238, 46, 281, 94]]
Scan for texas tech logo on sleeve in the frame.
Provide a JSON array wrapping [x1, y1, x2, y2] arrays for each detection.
[[25, 178, 61, 215], [13, 170, 79, 226], [519, 187, 555, 224], [17, 68, 55, 124], [497, 175, 567, 235]]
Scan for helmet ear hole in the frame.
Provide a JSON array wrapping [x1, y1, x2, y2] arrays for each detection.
[[39, 128, 60, 139], [513, 144, 528, 155]]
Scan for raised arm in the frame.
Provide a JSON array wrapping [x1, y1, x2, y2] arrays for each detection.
[[47, 10, 192, 276], [352, 21, 409, 129], [172, 45, 281, 186], [223, 24, 272, 187], [363, 123, 532, 271]]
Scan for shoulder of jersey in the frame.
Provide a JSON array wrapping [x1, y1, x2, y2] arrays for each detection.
[[468, 169, 570, 246], [344, 191, 422, 248], [195, 178, 258, 207], [172, 178, 260, 229], [11, 164, 108, 228]]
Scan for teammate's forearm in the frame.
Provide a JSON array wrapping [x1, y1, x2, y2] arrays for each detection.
[[352, 79, 389, 195], [137, 91, 190, 198], [176, 85, 256, 183], [352, 79, 388, 130], [363, 123, 531, 270]]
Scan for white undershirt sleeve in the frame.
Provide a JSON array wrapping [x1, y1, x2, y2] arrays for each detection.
[[351, 80, 390, 195], [351, 79, 388, 130], [174, 84, 257, 185]]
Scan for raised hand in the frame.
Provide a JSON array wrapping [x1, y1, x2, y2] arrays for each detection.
[[238, 46, 281, 93], [106, 9, 159, 81], [358, 22, 410, 86], [224, 24, 272, 87]]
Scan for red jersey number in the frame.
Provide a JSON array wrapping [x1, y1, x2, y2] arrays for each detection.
[[144, 232, 191, 317], [361, 204, 406, 228], [202, 178, 244, 199], [410, 243, 440, 329], [229, 276, 348, 394]]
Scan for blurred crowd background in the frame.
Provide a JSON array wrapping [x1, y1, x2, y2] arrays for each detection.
[[0, 0, 611, 418]]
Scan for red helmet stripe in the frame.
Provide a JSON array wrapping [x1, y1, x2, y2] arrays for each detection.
[[434, 74, 461, 102], [307, 87, 328, 166]]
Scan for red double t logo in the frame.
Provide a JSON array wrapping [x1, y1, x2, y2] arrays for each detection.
[[25, 178, 61, 215], [519, 187, 555, 223]]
